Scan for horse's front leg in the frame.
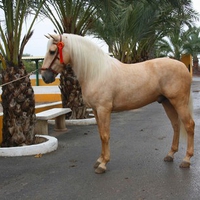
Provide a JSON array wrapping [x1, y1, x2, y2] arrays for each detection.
[[93, 108, 111, 174]]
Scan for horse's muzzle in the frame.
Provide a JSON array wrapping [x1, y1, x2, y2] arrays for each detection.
[[41, 70, 56, 84]]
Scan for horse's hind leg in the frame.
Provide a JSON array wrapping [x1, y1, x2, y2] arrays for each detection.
[[162, 100, 180, 162], [170, 96, 195, 168], [176, 106, 195, 168]]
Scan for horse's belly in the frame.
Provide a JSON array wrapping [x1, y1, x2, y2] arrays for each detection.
[[112, 92, 158, 111]]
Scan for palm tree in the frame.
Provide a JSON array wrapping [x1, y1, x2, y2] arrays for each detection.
[[91, 0, 198, 63], [40, 0, 198, 120], [155, 26, 200, 61], [183, 27, 200, 65], [41, 0, 97, 119], [0, 0, 44, 147], [155, 29, 185, 60]]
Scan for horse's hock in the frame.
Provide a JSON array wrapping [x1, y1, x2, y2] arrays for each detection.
[[35, 108, 72, 135]]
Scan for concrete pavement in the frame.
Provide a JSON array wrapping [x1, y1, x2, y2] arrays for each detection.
[[0, 78, 200, 200]]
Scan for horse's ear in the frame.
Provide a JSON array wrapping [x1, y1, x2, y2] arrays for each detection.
[[44, 35, 50, 39], [48, 34, 58, 42]]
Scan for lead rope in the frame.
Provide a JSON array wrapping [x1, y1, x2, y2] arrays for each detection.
[[0, 69, 39, 87]]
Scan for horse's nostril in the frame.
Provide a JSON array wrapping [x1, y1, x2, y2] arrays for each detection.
[[42, 76, 46, 82]]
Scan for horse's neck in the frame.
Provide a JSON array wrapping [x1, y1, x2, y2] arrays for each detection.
[[66, 34, 123, 85], [70, 42, 110, 81]]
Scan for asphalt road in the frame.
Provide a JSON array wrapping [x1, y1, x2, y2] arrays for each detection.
[[0, 78, 200, 200]]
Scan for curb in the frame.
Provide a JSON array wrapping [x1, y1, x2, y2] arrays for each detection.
[[0, 135, 58, 157], [48, 118, 97, 126]]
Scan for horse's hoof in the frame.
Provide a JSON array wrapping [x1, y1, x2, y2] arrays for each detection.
[[164, 155, 174, 162], [94, 161, 101, 169], [179, 161, 190, 168], [95, 166, 106, 174]]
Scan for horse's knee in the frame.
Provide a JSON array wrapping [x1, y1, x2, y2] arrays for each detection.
[[100, 134, 110, 143]]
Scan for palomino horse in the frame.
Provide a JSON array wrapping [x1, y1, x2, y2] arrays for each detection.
[[41, 34, 195, 174]]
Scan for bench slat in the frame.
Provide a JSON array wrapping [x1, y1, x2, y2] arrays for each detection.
[[36, 108, 71, 120]]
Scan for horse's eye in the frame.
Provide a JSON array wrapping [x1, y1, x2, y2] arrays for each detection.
[[49, 50, 55, 55]]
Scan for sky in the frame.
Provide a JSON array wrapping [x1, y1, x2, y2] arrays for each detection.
[[23, 17, 109, 56], [24, 0, 200, 56]]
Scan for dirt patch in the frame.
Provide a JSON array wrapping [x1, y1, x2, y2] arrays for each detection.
[[34, 136, 48, 144]]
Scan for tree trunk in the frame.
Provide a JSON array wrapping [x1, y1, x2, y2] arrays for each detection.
[[193, 54, 199, 69], [1, 62, 36, 147], [59, 65, 88, 119]]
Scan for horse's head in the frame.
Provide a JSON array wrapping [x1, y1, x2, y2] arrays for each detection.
[[41, 34, 70, 83]]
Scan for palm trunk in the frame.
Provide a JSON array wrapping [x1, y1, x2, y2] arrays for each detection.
[[59, 65, 88, 119], [193, 54, 199, 70], [1, 62, 36, 147]]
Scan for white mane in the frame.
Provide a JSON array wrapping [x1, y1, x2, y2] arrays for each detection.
[[63, 34, 117, 81]]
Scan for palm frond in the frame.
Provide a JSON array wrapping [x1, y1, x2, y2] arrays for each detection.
[[0, 0, 45, 66]]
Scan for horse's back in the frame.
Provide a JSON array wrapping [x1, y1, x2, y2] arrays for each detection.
[[144, 57, 190, 78]]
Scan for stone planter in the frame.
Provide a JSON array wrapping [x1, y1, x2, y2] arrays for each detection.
[[0, 135, 58, 157]]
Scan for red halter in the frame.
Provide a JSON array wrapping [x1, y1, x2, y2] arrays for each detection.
[[41, 35, 64, 75]]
